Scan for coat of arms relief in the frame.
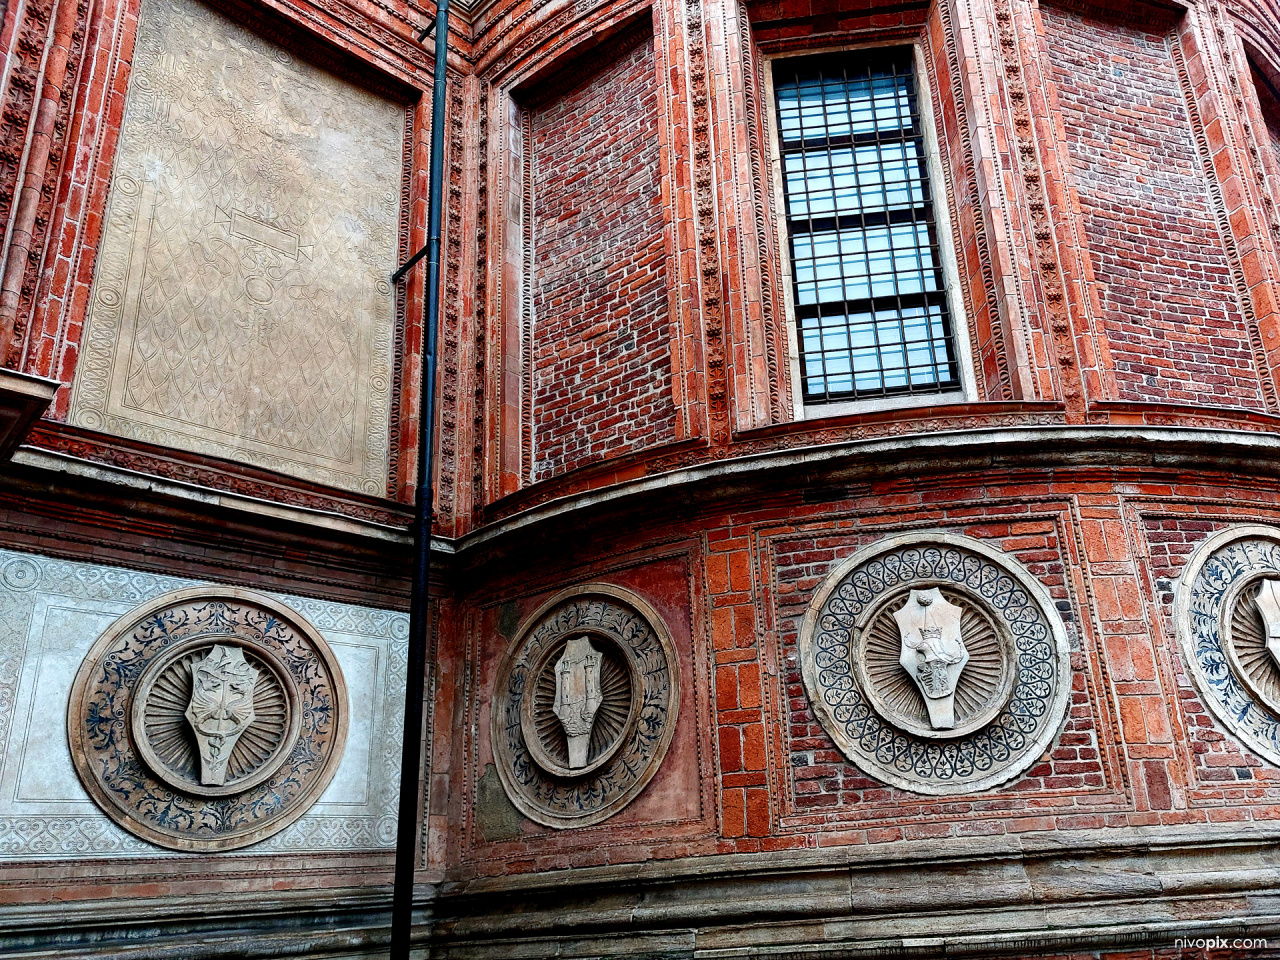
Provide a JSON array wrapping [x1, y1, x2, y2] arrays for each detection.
[[799, 532, 1073, 794], [552, 636, 605, 770], [492, 585, 679, 828], [68, 587, 347, 850], [893, 587, 969, 730]]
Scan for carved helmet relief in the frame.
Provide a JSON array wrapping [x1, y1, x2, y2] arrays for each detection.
[[493, 585, 679, 829], [1178, 526, 1280, 763], [799, 532, 1072, 794], [68, 587, 348, 851]]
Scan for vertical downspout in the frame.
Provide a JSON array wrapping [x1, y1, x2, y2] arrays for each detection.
[[390, 1, 450, 957]]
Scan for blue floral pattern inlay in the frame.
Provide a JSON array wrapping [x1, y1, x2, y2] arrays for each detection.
[[76, 594, 342, 847], [1184, 537, 1280, 759]]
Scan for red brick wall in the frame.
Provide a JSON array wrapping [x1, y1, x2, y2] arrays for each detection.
[[527, 34, 675, 483], [1141, 513, 1280, 798], [1042, 7, 1267, 411], [770, 513, 1108, 827], [451, 470, 1280, 877]]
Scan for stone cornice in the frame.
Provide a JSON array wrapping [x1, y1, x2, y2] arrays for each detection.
[[16, 423, 1280, 563], [449, 423, 1280, 553]]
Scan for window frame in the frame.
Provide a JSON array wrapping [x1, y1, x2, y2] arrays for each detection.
[[763, 42, 978, 419]]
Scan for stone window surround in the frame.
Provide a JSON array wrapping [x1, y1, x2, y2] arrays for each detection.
[[762, 41, 979, 422]]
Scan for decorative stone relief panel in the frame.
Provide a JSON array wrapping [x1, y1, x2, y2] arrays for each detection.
[[491, 585, 679, 828], [68, 0, 404, 494], [0, 550, 406, 858], [798, 533, 1072, 795], [1176, 525, 1280, 766], [68, 587, 347, 851]]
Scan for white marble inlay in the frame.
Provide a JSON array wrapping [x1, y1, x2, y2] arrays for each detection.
[[0, 548, 406, 858]]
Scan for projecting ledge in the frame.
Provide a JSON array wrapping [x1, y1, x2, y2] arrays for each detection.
[[0, 369, 58, 461]]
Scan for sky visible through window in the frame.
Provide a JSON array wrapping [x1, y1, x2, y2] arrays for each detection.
[[775, 49, 960, 402]]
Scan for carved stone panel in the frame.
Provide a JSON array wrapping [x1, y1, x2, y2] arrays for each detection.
[[799, 533, 1072, 794], [893, 587, 970, 731], [1177, 526, 1280, 764], [68, 587, 348, 851], [493, 585, 679, 828], [68, 0, 403, 494]]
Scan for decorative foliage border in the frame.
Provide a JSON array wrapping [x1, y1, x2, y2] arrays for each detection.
[[67, 586, 349, 851], [1175, 524, 1280, 768], [490, 583, 680, 828]]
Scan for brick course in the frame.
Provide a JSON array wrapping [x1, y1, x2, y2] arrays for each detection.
[[7, 0, 1280, 950], [526, 33, 676, 482], [1043, 7, 1267, 410]]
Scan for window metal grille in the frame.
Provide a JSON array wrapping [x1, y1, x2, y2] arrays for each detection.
[[774, 49, 960, 404]]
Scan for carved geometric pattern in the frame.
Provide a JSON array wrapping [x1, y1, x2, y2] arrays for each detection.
[[858, 588, 1014, 741], [492, 585, 679, 829], [68, 587, 348, 851], [1177, 526, 1280, 766], [799, 533, 1072, 795], [68, 0, 403, 494]]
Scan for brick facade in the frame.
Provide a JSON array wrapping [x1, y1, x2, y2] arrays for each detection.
[[5, 0, 1280, 954], [526, 29, 677, 481], [1044, 6, 1268, 411]]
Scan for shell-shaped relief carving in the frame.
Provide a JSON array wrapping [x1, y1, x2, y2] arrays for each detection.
[[798, 532, 1072, 795], [68, 587, 347, 851], [1177, 525, 1280, 766], [491, 585, 679, 829]]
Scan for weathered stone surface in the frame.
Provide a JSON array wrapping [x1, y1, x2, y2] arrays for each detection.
[[417, 824, 1280, 959], [0, 548, 405, 858], [494, 584, 679, 828], [68, 0, 402, 494], [799, 532, 1070, 794]]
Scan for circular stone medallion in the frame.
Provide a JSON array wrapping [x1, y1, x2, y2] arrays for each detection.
[[132, 638, 302, 798], [854, 586, 1017, 740], [799, 532, 1072, 795], [1177, 525, 1280, 766], [491, 585, 679, 829], [68, 587, 348, 851], [519, 630, 637, 779]]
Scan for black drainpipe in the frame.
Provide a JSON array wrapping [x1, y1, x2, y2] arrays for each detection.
[[390, 2, 450, 954]]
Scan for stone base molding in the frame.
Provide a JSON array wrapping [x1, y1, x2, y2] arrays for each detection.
[[4, 825, 1280, 958]]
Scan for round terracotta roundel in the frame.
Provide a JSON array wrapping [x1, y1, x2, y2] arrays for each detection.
[[1177, 525, 1280, 767], [491, 584, 679, 829], [798, 532, 1072, 795], [68, 587, 347, 851]]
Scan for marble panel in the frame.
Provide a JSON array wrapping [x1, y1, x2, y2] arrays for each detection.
[[0, 548, 407, 858], [69, 0, 404, 495]]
